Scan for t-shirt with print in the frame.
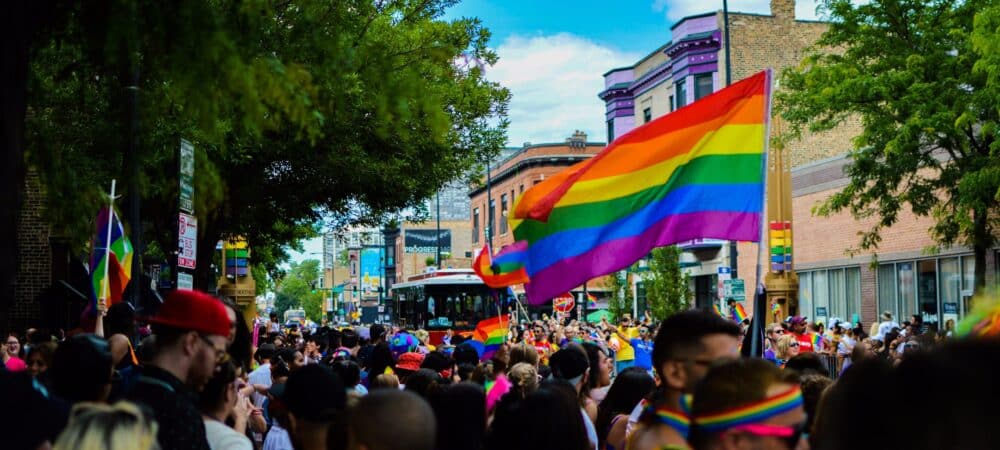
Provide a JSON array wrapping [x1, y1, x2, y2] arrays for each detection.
[[794, 333, 814, 353]]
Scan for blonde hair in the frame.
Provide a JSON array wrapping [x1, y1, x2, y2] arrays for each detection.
[[508, 343, 539, 368], [774, 334, 797, 360], [54, 401, 158, 450], [507, 362, 539, 395], [371, 373, 400, 390]]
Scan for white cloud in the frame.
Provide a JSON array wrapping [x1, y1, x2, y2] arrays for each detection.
[[488, 33, 641, 146], [651, 0, 843, 22]]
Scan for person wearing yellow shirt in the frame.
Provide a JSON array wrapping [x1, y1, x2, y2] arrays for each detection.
[[607, 316, 639, 374]]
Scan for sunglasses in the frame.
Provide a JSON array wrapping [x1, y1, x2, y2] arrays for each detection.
[[789, 343, 799, 347], [729, 422, 806, 449]]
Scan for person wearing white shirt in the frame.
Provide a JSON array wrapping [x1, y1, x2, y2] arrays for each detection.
[[875, 311, 900, 341], [200, 362, 254, 450]]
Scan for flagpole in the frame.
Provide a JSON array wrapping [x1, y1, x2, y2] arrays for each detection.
[[743, 70, 774, 358], [95, 179, 116, 337]]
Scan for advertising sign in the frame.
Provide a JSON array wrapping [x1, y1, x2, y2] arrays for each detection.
[[360, 248, 384, 295], [178, 213, 198, 269], [404, 229, 451, 253]]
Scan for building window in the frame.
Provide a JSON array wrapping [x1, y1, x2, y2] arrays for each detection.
[[499, 194, 508, 234], [472, 208, 480, 244], [606, 119, 614, 143], [488, 199, 496, 241], [675, 79, 687, 109], [643, 107, 652, 123], [798, 267, 861, 321], [878, 256, 974, 325], [519, 184, 524, 195], [694, 73, 714, 100], [669, 95, 674, 112]]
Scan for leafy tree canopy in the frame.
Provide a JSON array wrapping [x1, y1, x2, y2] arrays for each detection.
[[777, 0, 999, 292], [643, 246, 691, 321], [24, 0, 510, 284]]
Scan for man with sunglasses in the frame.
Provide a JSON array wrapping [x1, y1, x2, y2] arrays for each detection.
[[127, 289, 232, 450], [689, 358, 807, 450], [630, 310, 741, 450]]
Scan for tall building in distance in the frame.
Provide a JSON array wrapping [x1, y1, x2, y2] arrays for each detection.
[[427, 180, 472, 221]]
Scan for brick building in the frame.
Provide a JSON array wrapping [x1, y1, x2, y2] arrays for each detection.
[[393, 219, 474, 283], [599, 0, 999, 328], [468, 131, 610, 305]]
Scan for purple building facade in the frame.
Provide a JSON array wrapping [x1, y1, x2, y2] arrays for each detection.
[[598, 13, 722, 142]]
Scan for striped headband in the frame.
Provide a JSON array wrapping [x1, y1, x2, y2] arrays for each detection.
[[693, 387, 803, 433], [643, 395, 694, 439]]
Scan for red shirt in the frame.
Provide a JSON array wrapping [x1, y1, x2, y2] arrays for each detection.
[[794, 333, 814, 353]]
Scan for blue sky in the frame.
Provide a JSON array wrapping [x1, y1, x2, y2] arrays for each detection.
[[289, 1, 830, 267]]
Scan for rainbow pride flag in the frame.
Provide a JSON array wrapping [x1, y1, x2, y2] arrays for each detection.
[[713, 304, 726, 318], [731, 303, 748, 322], [473, 315, 507, 361], [510, 71, 770, 302], [90, 206, 134, 311], [587, 292, 598, 309], [473, 242, 530, 288], [811, 332, 824, 351]]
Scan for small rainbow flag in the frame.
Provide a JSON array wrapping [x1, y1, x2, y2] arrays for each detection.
[[586, 292, 598, 309], [713, 304, 726, 318], [731, 303, 748, 322], [473, 315, 507, 361], [473, 242, 530, 288], [811, 332, 823, 351], [509, 71, 770, 303]]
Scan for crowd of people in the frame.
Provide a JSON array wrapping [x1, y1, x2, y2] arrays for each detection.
[[2, 289, 998, 450]]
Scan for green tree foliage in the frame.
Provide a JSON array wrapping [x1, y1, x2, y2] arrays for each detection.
[[643, 247, 691, 321], [274, 259, 324, 323], [777, 0, 999, 293], [605, 271, 633, 322], [21, 0, 510, 288]]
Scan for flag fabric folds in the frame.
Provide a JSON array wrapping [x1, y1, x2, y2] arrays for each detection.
[[472, 242, 530, 288], [90, 206, 134, 310], [473, 315, 507, 361], [509, 71, 771, 303], [731, 303, 749, 322]]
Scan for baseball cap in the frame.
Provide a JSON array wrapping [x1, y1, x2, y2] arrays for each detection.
[[281, 365, 346, 422], [149, 289, 231, 337], [396, 352, 425, 372], [548, 347, 589, 385], [789, 316, 808, 326]]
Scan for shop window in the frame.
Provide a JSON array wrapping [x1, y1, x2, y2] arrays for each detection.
[[694, 73, 714, 100]]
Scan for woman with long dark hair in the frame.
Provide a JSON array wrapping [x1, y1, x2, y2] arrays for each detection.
[[365, 342, 395, 387], [432, 382, 487, 450], [596, 367, 654, 450], [581, 342, 612, 423], [487, 379, 590, 450]]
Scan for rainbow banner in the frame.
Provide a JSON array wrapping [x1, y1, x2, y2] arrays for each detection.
[[509, 71, 770, 302], [731, 303, 748, 322], [90, 206, 134, 311], [472, 242, 530, 288], [473, 315, 507, 361]]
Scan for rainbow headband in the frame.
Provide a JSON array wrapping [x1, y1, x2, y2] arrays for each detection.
[[693, 387, 803, 433], [643, 396, 693, 439]]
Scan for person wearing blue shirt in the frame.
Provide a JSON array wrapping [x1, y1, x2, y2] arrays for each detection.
[[630, 327, 654, 370]]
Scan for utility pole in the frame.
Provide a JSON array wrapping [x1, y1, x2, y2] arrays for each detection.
[[436, 192, 442, 269], [723, 0, 738, 286]]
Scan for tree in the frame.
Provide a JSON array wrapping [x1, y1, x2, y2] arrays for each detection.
[[777, 0, 999, 294], [643, 246, 691, 321], [605, 271, 634, 322], [274, 259, 324, 323], [4, 0, 509, 329]]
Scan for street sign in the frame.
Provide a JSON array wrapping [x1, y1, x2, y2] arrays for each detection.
[[178, 213, 198, 269], [179, 140, 195, 214], [717, 267, 731, 300], [723, 279, 746, 301], [177, 272, 194, 290]]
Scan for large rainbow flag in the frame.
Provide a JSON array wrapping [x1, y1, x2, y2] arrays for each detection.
[[90, 206, 134, 311], [473, 315, 507, 361], [472, 242, 529, 288], [509, 71, 770, 302]]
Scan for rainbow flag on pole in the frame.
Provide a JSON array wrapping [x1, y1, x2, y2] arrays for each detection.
[[587, 292, 598, 309], [509, 71, 771, 302], [473, 315, 507, 361], [473, 242, 530, 288], [90, 205, 134, 311]]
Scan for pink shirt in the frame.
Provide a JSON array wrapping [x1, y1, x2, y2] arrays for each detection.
[[5, 356, 27, 372]]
